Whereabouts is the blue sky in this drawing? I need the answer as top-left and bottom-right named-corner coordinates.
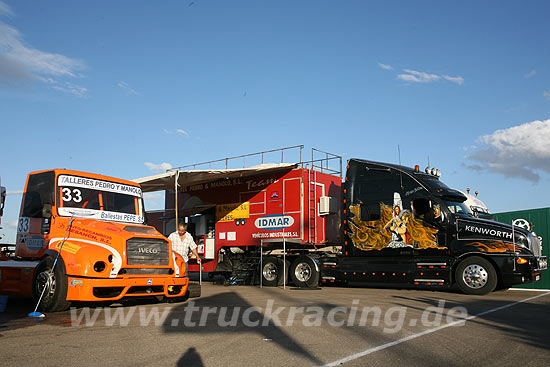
top-left (1, 0), bottom-right (550, 243)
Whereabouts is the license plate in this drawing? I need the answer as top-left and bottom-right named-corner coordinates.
top-left (535, 275), bottom-right (541, 281)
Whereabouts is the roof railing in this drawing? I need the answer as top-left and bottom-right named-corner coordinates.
top-left (169, 145), bottom-right (342, 178)
top-left (169, 145), bottom-right (304, 171)
top-left (299, 148), bottom-right (342, 178)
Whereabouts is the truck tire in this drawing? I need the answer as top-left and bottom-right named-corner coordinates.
top-left (32, 257), bottom-right (70, 312)
top-left (187, 283), bottom-right (201, 298)
top-left (455, 256), bottom-right (497, 295)
top-left (261, 256), bottom-right (285, 287)
top-left (290, 256), bottom-right (319, 288)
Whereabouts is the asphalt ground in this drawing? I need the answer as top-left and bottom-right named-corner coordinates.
top-left (0, 282), bottom-right (549, 367)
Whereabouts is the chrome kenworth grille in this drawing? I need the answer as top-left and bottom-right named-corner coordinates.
top-left (126, 238), bottom-right (169, 266)
top-left (530, 234), bottom-right (542, 257)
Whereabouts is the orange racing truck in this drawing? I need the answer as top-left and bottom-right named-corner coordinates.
top-left (0, 169), bottom-right (191, 312)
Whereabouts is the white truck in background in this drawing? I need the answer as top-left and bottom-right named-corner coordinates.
top-left (1, 177), bottom-right (14, 255)
top-left (459, 189), bottom-right (490, 216)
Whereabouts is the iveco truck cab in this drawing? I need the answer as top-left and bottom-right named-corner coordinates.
top-left (0, 169), bottom-right (191, 311)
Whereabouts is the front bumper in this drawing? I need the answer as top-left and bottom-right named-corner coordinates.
top-left (66, 275), bottom-right (189, 302)
top-left (501, 270), bottom-right (542, 287)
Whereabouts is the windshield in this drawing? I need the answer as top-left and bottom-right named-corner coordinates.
top-left (444, 200), bottom-right (473, 217)
top-left (56, 175), bottom-right (144, 224)
top-left (419, 175), bottom-right (452, 192)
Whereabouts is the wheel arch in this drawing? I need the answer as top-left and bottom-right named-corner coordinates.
top-left (452, 252), bottom-right (502, 287)
top-left (42, 250), bottom-right (67, 275)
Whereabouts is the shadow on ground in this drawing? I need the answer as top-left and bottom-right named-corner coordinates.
top-left (163, 291), bottom-right (324, 365)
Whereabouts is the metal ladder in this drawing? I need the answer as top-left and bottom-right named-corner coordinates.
top-left (308, 168), bottom-right (317, 244)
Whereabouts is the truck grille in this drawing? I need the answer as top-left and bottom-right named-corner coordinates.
top-left (530, 234), bottom-right (542, 257)
top-left (126, 238), bottom-right (169, 266)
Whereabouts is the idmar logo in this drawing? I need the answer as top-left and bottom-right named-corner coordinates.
top-left (255, 214), bottom-right (294, 230)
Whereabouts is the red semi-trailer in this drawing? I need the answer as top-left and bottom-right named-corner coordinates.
top-left (178, 167), bottom-right (340, 271)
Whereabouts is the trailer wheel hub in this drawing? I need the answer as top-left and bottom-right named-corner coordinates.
top-left (462, 264), bottom-right (488, 289)
top-left (294, 262), bottom-right (312, 282)
top-left (263, 262), bottom-right (278, 282)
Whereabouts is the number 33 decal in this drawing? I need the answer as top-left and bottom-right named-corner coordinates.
top-left (17, 217), bottom-right (30, 234)
top-left (62, 188), bottom-right (82, 203)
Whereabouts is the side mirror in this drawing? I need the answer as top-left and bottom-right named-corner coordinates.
top-left (42, 203), bottom-right (52, 218)
top-left (360, 204), bottom-right (381, 221)
top-left (0, 186), bottom-right (5, 217)
top-left (432, 203), bottom-right (444, 222)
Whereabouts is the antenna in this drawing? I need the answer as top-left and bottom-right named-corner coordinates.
top-left (398, 145), bottom-right (403, 189)
top-left (398, 145), bottom-right (401, 165)
top-left (427, 156), bottom-right (430, 167)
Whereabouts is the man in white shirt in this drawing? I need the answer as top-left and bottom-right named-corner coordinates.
top-left (168, 223), bottom-right (201, 273)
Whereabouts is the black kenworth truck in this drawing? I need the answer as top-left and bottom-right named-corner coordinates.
top-left (314, 158), bottom-right (547, 295)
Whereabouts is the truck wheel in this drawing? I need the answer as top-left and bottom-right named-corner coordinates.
top-left (261, 256), bottom-right (285, 287)
top-left (290, 256), bottom-right (319, 288)
top-left (32, 257), bottom-right (70, 312)
top-left (187, 283), bottom-right (201, 298)
top-left (455, 256), bottom-right (497, 295)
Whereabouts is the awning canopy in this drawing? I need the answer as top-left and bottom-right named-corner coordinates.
top-left (132, 163), bottom-right (298, 193)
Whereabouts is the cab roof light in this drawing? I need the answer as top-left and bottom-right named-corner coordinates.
top-left (425, 166), bottom-right (442, 177)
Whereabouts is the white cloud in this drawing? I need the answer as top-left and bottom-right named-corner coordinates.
top-left (395, 68), bottom-right (463, 86)
top-left (144, 162), bottom-right (172, 172)
top-left (118, 81), bottom-right (139, 96)
top-left (144, 192), bottom-right (163, 199)
top-left (164, 128), bottom-right (190, 137)
top-left (398, 69), bottom-right (441, 83)
top-left (543, 91), bottom-right (550, 101)
top-left (378, 62), bottom-right (393, 70)
top-left (0, 1), bottom-right (13, 16)
top-left (143, 192), bottom-right (164, 210)
top-left (466, 119), bottom-right (550, 182)
top-left (176, 129), bottom-right (189, 137)
top-left (524, 70), bottom-right (536, 79)
top-left (442, 75), bottom-right (464, 85)
top-left (0, 6), bottom-right (86, 96)
top-left (396, 73), bottom-right (423, 83)
top-left (43, 78), bottom-right (88, 97)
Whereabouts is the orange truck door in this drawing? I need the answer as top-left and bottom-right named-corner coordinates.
top-left (15, 171), bottom-right (55, 258)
